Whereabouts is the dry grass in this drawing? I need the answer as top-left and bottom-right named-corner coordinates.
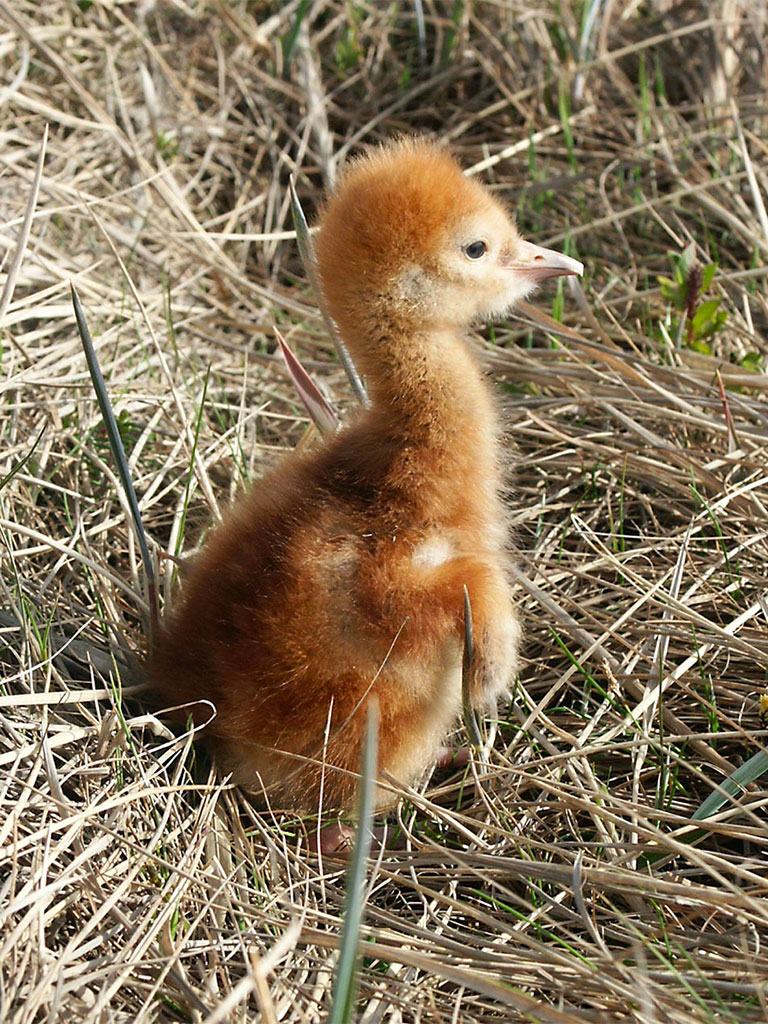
top-left (1, 1), bottom-right (768, 1021)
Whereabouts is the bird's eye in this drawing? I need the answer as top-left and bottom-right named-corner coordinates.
top-left (463, 240), bottom-right (487, 261)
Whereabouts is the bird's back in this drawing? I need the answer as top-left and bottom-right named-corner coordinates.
top-left (149, 415), bottom-right (476, 809)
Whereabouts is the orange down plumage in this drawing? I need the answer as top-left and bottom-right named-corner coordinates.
top-left (149, 139), bottom-right (583, 813)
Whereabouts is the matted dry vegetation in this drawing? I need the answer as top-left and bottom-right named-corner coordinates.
top-left (1, 1), bottom-right (768, 1021)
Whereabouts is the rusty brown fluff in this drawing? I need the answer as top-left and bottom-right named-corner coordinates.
top-left (150, 139), bottom-right (577, 814)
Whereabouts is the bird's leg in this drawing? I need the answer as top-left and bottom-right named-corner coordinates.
top-left (435, 746), bottom-right (471, 768)
top-left (307, 821), bottom-right (396, 857)
top-left (308, 820), bottom-right (356, 856)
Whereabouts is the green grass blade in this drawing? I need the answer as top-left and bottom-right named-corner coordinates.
top-left (0, 422), bottom-right (46, 492)
top-left (281, 0), bottom-right (310, 66)
top-left (692, 750), bottom-right (768, 821)
top-left (71, 283), bottom-right (157, 638)
top-left (461, 585), bottom-right (483, 749)
top-left (329, 699), bottom-right (379, 1023)
top-left (289, 173), bottom-right (314, 271)
top-left (412, 0), bottom-right (427, 65)
top-left (173, 364), bottom-right (212, 561)
top-left (288, 176), bottom-right (369, 408)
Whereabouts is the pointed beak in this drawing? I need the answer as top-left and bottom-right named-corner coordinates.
top-left (505, 239), bottom-right (584, 282)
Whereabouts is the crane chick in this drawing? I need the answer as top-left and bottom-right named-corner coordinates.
top-left (150, 139), bottom-right (583, 815)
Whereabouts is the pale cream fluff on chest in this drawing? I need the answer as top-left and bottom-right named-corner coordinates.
top-left (411, 534), bottom-right (455, 569)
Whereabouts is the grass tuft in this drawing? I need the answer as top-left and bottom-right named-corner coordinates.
top-left (1, 3), bottom-right (767, 1022)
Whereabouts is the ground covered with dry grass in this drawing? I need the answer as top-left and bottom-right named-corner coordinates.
top-left (1, 1), bottom-right (768, 1021)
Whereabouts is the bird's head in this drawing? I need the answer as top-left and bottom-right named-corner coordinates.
top-left (314, 139), bottom-right (582, 344)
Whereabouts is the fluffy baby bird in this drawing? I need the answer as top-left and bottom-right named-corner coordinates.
top-left (150, 139), bottom-right (582, 815)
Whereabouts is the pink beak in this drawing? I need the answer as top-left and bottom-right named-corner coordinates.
top-left (506, 239), bottom-right (584, 282)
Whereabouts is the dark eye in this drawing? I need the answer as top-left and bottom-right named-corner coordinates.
top-left (463, 240), bottom-right (487, 260)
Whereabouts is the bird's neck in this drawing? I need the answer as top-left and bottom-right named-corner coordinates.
top-left (370, 327), bottom-right (493, 430)
top-left (349, 323), bottom-right (504, 518)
